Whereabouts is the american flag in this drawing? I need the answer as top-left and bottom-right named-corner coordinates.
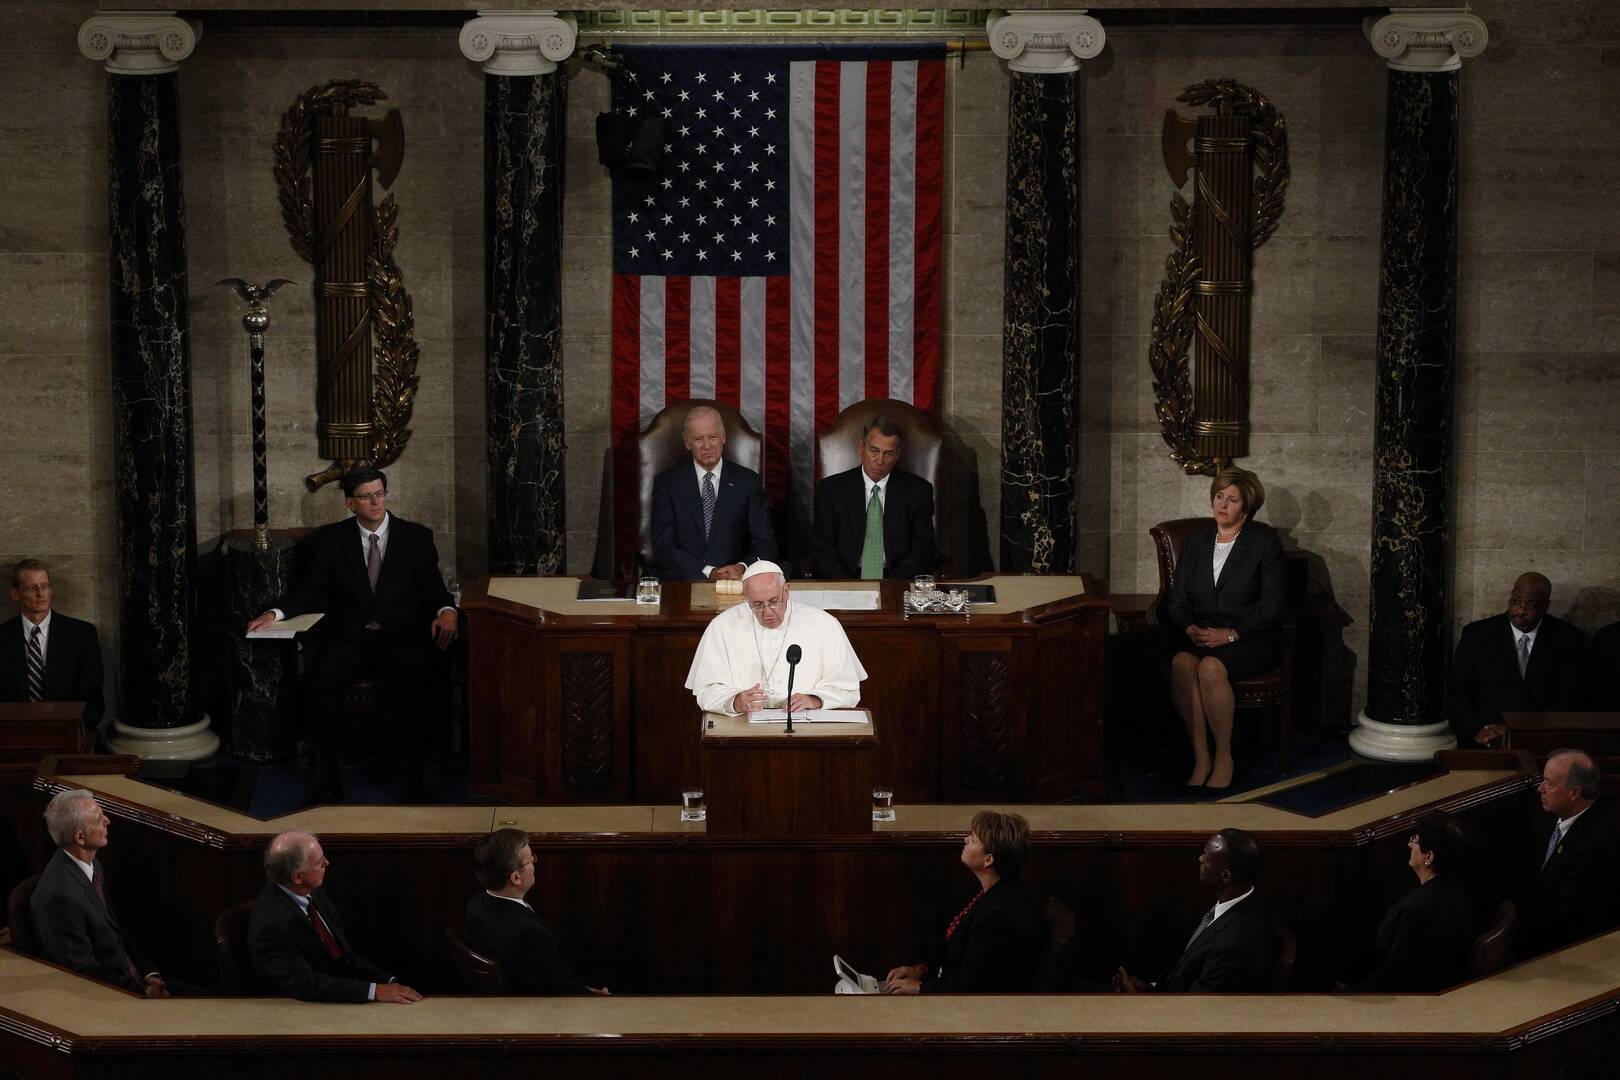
top-left (609, 43), bottom-right (945, 572)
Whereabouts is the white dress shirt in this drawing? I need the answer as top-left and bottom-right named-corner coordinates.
top-left (1512, 621), bottom-right (1539, 665)
top-left (862, 470), bottom-right (890, 509)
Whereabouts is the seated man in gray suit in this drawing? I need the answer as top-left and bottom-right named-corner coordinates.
top-left (31, 789), bottom-right (170, 996)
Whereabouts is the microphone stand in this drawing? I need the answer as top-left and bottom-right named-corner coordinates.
top-left (783, 644), bottom-right (801, 734)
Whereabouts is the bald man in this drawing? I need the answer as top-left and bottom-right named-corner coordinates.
top-left (1448, 572), bottom-right (1586, 747)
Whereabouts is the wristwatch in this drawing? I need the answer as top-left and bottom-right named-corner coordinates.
top-left (1226, 631), bottom-right (1236, 644)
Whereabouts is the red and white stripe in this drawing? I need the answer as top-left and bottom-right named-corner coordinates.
top-left (612, 56), bottom-right (943, 572)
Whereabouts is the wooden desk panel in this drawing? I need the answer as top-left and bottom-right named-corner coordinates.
top-left (27, 756), bottom-right (1540, 1000)
top-left (466, 576), bottom-right (1110, 805)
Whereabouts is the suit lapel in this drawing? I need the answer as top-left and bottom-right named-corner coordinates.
top-left (1212, 528), bottom-right (1254, 594)
top-left (344, 521), bottom-right (371, 593)
top-left (710, 467), bottom-right (738, 540)
top-left (310, 889), bottom-right (353, 953)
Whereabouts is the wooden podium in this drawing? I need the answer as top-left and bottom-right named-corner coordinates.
top-left (700, 709), bottom-right (876, 835)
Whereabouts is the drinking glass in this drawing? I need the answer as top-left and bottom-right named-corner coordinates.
top-left (871, 786), bottom-right (895, 823)
top-left (680, 788), bottom-right (706, 822)
top-left (636, 576), bottom-right (661, 605)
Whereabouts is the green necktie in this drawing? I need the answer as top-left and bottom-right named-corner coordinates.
top-left (859, 485), bottom-right (885, 579)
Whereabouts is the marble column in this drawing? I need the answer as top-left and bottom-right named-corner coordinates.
top-left (80, 14), bottom-right (217, 760)
top-left (1350, 9), bottom-right (1487, 762)
top-left (988, 11), bottom-right (1103, 574)
top-left (462, 12), bottom-right (576, 575)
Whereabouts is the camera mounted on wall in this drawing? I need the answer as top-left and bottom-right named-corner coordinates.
top-left (584, 45), bottom-right (665, 187)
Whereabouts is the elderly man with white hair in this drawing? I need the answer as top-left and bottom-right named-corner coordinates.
top-left (685, 561), bottom-right (868, 715)
top-left (30, 789), bottom-right (171, 995)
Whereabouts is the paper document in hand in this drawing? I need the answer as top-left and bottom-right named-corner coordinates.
top-left (793, 589), bottom-right (881, 611)
top-left (246, 613), bottom-right (324, 639)
top-left (833, 955), bottom-right (881, 995)
top-left (747, 709), bottom-right (868, 724)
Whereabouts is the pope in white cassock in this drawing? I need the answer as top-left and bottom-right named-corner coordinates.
top-left (685, 561), bottom-right (868, 715)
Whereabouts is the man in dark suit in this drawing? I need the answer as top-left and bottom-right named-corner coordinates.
top-left (1520, 749), bottom-right (1620, 957)
top-left (649, 405), bottom-right (778, 581)
top-left (1588, 620), bottom-right (1620, 710)
top-left (463, 828), bottom-right (607, 995)
top-left (1115, 828), bottom-right (1277, 993)
top-left (248, 830), bottom-right (421, 1003)
top-left (30, 789), bottom-right (169, 995)
top-left (810, 415), bottom-right (937, 580)
top-left (1448, 572), bottom-right (1586, 747)
top-left (247, 468), bottom-right (457, 802)
top-left (1, 559), bottom-right (105, 732)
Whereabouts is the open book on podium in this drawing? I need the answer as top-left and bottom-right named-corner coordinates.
top-left (246, 613), bottom-right (323, 639)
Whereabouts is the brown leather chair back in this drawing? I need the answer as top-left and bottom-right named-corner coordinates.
top-left (446, 926), bottom-right (510, 994)
top-left (214, 899), bottom-right (255, 994)
top-left (634, 400), bottom-right (763, 575)
top-left (1032, 895), bottom-right (1077, 991)
top-left (1268, 923), bottom-right (1297, 991)
top-left (1470, 899), bottom-right (1516, 979)
top-left (1149, 517), bottom-right (1212, 599)
top-left (816, 398), bottom-right (942, 490)
top-left (4, 874), bottom-right (42, 957)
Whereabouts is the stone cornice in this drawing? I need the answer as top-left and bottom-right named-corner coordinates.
top-left (987, 9), bottom-right (1105, 76)
top-left (460, 10), bottom-right (577, 76)
top-left (78, 12), bottom-right (201, 75)
top-left (1364, 7), bottom-right (1488, 73)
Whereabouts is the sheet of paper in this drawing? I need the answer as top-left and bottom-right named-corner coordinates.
top-left (746, 708), bottom-right (868, 724)
top-left (246, 612), bottom-right (324, 639)
top-left (793, 589), bottom-right (880, 611)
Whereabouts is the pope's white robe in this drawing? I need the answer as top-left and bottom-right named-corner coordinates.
top-left (685, 599), bottom-right (868, 715)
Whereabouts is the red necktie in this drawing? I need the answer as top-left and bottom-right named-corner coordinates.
top-left (307, 901), bottom-right (345, 961)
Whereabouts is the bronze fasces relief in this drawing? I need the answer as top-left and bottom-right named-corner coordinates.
top-left (272, 80), bottom-right (420, 491)
top-left (1149, 80), bottom-right (1289, 476)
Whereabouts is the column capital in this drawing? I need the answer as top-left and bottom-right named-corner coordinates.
top-left (1364, 7), bottom-right (1488, 73)
top-left (987, 9), bottom-right (1105, 75)
top-left (460, 10), bottom-right (577, 76)
top-left (78, 12), bottom-right (200, 75)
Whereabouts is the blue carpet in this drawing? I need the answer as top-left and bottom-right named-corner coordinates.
top-left (1109, 735), bottom-right (1356, 805)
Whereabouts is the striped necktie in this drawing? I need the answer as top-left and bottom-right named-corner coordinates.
top-left (1184, 906), bottom-right (1217, 952)
top-left (26, 624), bottom-right (44, 702)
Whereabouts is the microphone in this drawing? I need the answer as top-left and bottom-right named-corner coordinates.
top-left (784, 644), bottom-right (802, 734)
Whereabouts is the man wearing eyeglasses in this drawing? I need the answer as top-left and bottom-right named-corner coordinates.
top-left (1, 559), bottom-right (105, 732)
top-left (246, 468), bottom-right (456, 803)
top-left (685, 560), bottom-right (867, 715)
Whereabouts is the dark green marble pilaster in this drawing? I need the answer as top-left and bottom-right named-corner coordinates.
top-left (1366, 70), bottom-right (1460, 727)
top-left (1000, 71), bottom-right (1080, 575)
top-left (107, 72), bottom-right (199, 730)
top-left (485, 73), bottom-right (567, 575)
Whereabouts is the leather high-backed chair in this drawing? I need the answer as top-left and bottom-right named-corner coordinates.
top-left (4, 875), bottom-right (42, 957)
top-left (631, 399), bottom-right (763, 577)
top-left (213, 899), bottom-right (255, 994)
top-left (1149, 517), bottom-right (1297, 770)
top-left (1470, 899), bottom-right (1516, 979)
top-left (815, 398), bottom-right (945, 569)
top-left (446, 926), bottom-right (510, 994)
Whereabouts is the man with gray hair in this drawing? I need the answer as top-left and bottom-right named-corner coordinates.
top-left (247, 830), bottom-right (421, 1003)
top-left (685, 560), bottom-right (866, 715)
top-left (30, 789), bottom-right (169, 995)
top-left (1522, 749), bottom-right (1620, 957)
top-left (649, 404), bottom-right (778, 580)
top-left (810, 414), bottom-right (937, 580)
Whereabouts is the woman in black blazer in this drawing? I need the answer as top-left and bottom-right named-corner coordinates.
top-left (1343, 813), bottom-right (1475, 992)
top-left (1165, 468), bottom-right (1285, 791)
top-left (883, 810), bottom-right (1043, 994)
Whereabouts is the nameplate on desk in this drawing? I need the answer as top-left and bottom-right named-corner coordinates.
top-left (746, 709), bottom-right (868, 724)
top-left (246, 613), bottom-right (323, 639)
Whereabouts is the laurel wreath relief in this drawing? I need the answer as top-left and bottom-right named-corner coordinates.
top-left (1148, 79), bottom-right (1289, 476)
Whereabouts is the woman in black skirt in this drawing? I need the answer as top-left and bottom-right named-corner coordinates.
top-left (1165, 467), bottom-right (1285, 792)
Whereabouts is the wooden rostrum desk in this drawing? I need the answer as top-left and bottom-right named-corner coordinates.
top-left (462, 575), bottom-right (1109, 805)
top-left (5, 754), bottom-right (1616, 1078)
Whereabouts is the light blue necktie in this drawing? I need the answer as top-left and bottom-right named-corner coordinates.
top-left (1517, 633), bottom-right (1531, 678)
top-left (1542, 825), bottom-right (1561, 869)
